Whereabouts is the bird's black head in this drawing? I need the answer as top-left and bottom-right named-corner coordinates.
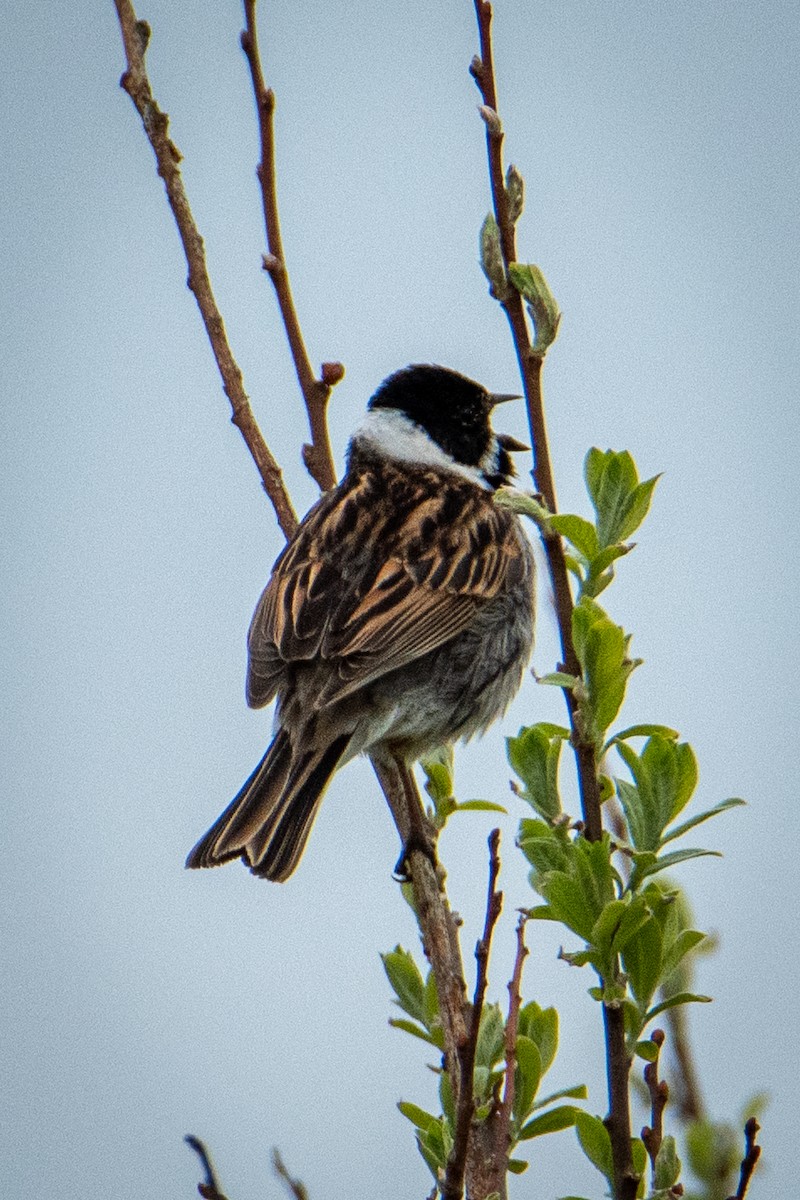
top-left (368, 364), bottom-right (523, 487)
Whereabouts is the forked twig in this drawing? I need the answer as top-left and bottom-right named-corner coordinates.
top-left (113, 0), bottom-right (298, 539)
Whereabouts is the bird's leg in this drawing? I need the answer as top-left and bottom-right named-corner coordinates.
top-left (392, 758), bottom-right (438, 880)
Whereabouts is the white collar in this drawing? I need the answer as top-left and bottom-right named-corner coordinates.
top-left (353, 408), bottom-right (492, 488)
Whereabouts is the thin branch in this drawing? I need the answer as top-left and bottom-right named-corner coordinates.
top-left (602, 1001), bottom-right (638, 1200)
top-left (470, 0), bottom-right (601, 842)
top-left (496, 912), bottom-right (529, 1152)
top-left (185, 1135), bottom-right (230, 1200)
top-left (640, 1029), bottom-right (668, 1175)
top-left (470, 5), bottom-right (635, 1196)
top-left (442, 830), bottom-right (504, 1200)
top-left (113, 0), bottom-right (298, 539)
top-left (726, 1118), bottom-right (762, 1200)
top-left (241, 0), bottom-right (341, 493)
top-left (272, 1148), bottom-right (310, 1200)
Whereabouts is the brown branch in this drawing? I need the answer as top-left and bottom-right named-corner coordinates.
top-left (185, 1136), bottom-right (230, 1200)
top-left (602, 999), bottom-right (638, 1200)
top-left (113, 0), bottom-right (298, 540)
top-left (470, 0), bottom-right (601, 842)
top-left (496, 912), bottom-right (529, 1153)
top-left (372, 758), bottom-right (470, 1102)
top-left (442, 830), bottom-right (504, 1200)
top-left (272, 1148), bottom-right (310, 1200)
top-left (641, 1029), bottom-right (668, 1174)
top-left (726, 1118), bottom-right (762, 1200)
top-left (241, 0), bottom-right (341, 494)
top-left (471, 7), bottom-right (638, 1197)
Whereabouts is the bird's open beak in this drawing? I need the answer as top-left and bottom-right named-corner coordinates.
top-left (497, 432), bottom-right (531, 453)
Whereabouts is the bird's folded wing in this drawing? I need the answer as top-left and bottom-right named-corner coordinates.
top-left (246, 469), bottom-right (529, 707)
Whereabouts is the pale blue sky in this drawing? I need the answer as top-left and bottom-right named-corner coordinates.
top-left (3, 2), bottom-right (798, 1198)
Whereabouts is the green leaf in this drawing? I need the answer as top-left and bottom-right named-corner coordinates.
top-left (646, 992), bottom-right (712, 1022)
top-left (662, 797), bottom-right (746, 844)
top-left (507, 725), bottom-right (563, 820)
top-left (507, 1158), bottom-right (529, 1174)
top-left (583, 449), bottom-right (659, 548)
top-left (388, 1017), bottom-right (441, 1047)
top-left (606, 724), bottom-right (680, 749)
top-left (616, 737), bottom-right (699, 851)
top-left (439, 1069), bottom-right (455, 1128)
top-left (416, 1118), bottom-right (448, 1178)
top-left (480, 212), bottom-right (507, 299)
top-left (634, 1040), bottom-right (660, 1062)
top-left (572, 597), bottom-right (635, 736)
top-left (575, 1112), bottom-right (614, 1183)
top-left (631, 1138), bottom-right (648, 1195)
top-left (421, 747), bottom-right (454, 807)
top-left (685, 1118), bottom-right (740, 1183)
top-left (589, 542), bottom-right (633, 575)
top-left (549, 513), bottom-right (599, 560)
top-left (381, 946), bottom-right (425, 1022)
top-left (508, 262), bottom-right (561, 352)
top-left (631, 847), bottom-right (721, 888)
top-left (661, 928), bottom-right (706, 981)
top-left (622, 916), bottom-right (664, 1009)
top-left (537, 671), bottom-right (579, 688)
top-left (519, 1105), bottom-right (581, 1140)
top-left (518, 819), bottom-right (572, 875)
top-left (505, 163), bottom-right (524, 223)
top-left (494, 487), bottom-right (552, 526)
top-left (513, 1035), bottom-right (543, 1122)
top-left (534, 1083), bottom-right (588, 1109)
top-left (455, 799), bottom-right (508, 814)
top-left (518, 1002), bottom-right (559, 1074)
top-left (616, 475), bottom-right (660, 542)
top-left (398, 1101), bottom-right (438, 1132)
top-left (475, 1003), bottom-right (506, 1070)
top-left (571, 834), bottom-right (617, 926)
top-left (543, 874), bottom-right (597, 940)
top-left (654, 1134), bottom-right (681, 1189)
top-left (422, 967), bottom-right (439, 1030)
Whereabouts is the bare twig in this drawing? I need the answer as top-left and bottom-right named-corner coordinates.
top-left (272, 1148), bottom-right (310, 1200)
top-left (442, 830), bottom-right (503, 1200)
top-left (641, 1029), bottom-right (668, 1173)
top-left (113, 0), bottom-right (298, 539)
top-left (726, 1118), bottom-right (761, 1200)
top-left (241, 0), bottom-right (341, 493)
top-left (185, 1135), bottom-right (230, 1200)
top-left (497, 912), bottom-right (529, 1149)
top-left (470, 5), bottom-right (635, 1197)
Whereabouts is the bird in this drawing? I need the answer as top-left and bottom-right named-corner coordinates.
top-left (186, 363), bottom-right (536, 881)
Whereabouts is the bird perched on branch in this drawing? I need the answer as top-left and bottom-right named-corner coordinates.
top-left (186, 364), bottom-right (535, 881)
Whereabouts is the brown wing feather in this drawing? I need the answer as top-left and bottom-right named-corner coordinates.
top-left (246, 461), bottom-right (530, 709)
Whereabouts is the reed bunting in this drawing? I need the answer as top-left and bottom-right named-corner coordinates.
top-left (186, 364), bottom-right (535, 881)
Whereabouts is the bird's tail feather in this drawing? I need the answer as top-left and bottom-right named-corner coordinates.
top-left (185, 729), bottom-right (351, 881)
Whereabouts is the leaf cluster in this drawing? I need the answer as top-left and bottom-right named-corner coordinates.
top-left (382, 949), bottom-right (587, 1181)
